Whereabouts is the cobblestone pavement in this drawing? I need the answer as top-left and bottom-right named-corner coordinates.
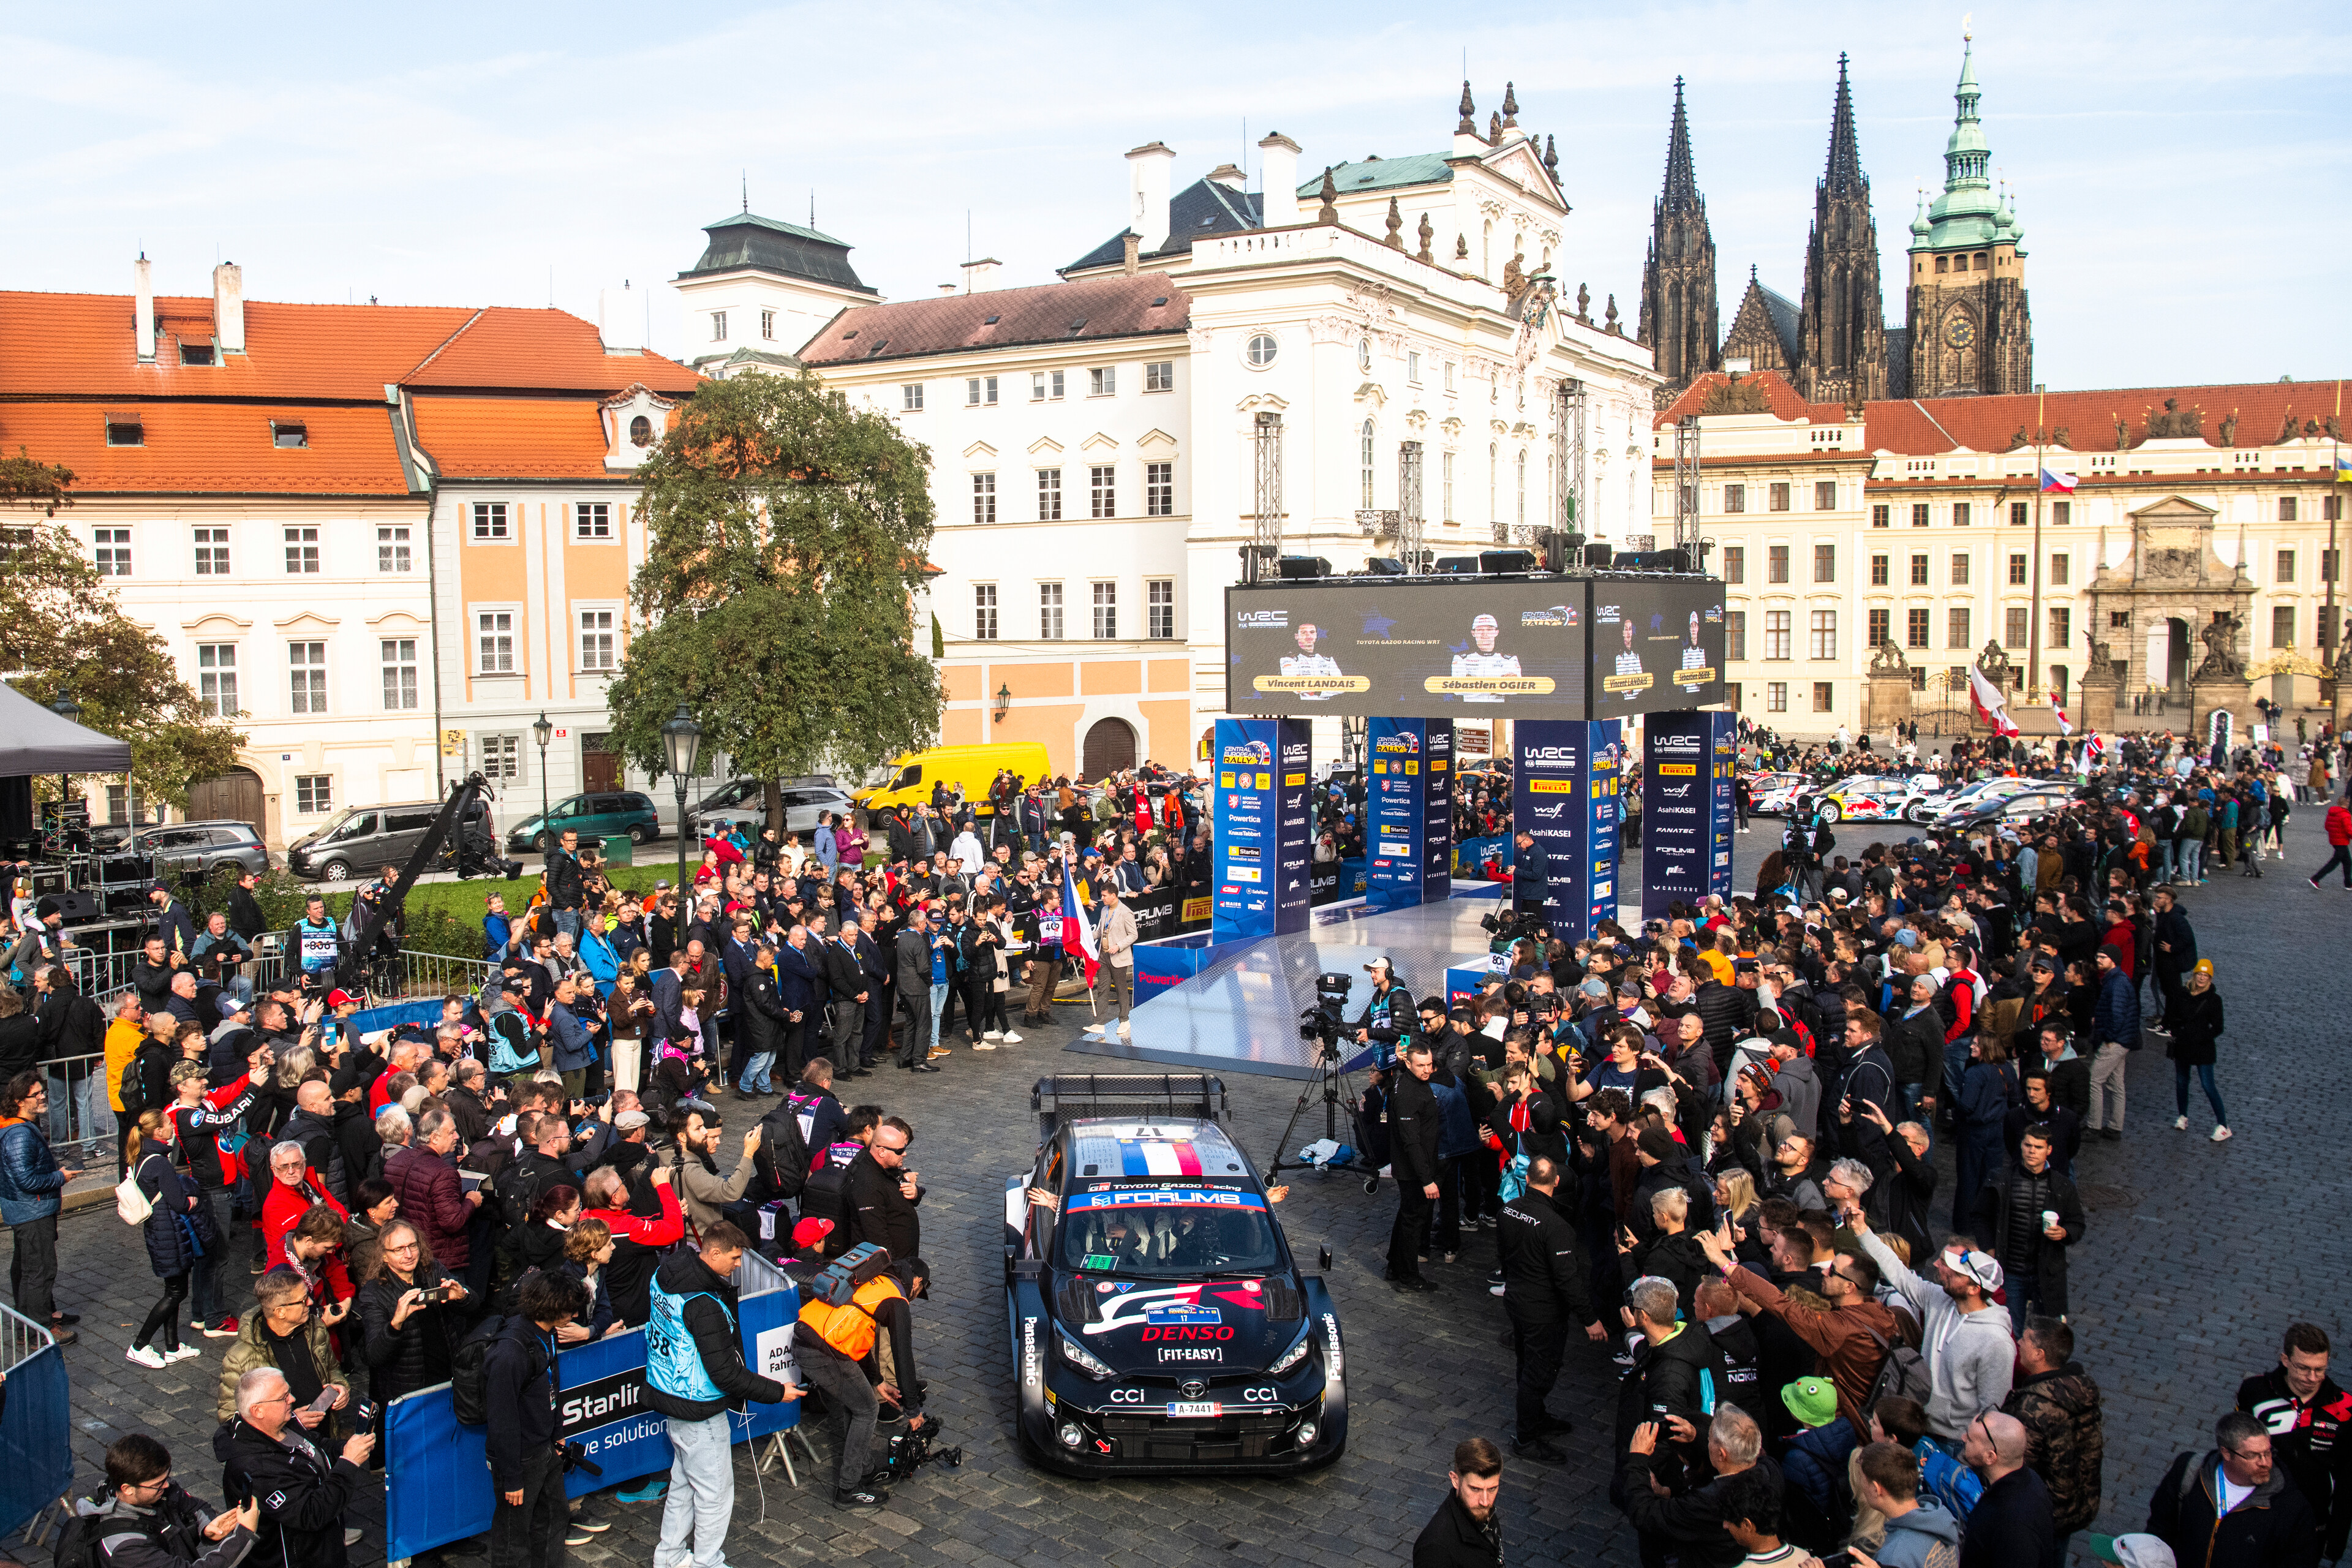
top-left (12, 810), bottom-right (2349, 1567)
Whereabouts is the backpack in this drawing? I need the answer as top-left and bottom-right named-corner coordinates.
top-left (487, 1011), bottom-right (534, 1076)
top-left (118, 1056), bottom-right (149, 1118)
top-left (50, 1497), bottom-right (113, 1568)
top-left (1862, 1321), bottom-right (1934, 1409)
top-left (450, 1314), bottom-right (528, 1427)
top-left (800, 1145), bottom-right (858, 1226)
top-left (755, 1097), bottom-right (814, 1202)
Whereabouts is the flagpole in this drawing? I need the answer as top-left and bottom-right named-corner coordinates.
top-left (2329, 380), bottom-right (2342, 690)
top-left (2026, 383), bottom-right (2047, 709)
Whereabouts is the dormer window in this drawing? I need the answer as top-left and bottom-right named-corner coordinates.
top-left (179, 342), bottom-right (215, 366)
top-left (105, 416), bottom-right (143, 447)
top-left (272, 421), bottom-right (308, 449)
top-left (628, 415), bottom-right (654, 446)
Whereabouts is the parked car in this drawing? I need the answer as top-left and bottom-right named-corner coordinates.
top-left (1816, 777), bottom-right (1935, 824)
top-left (1915, 775), bottom-right (2037, 821)
top-left (130, 821), bottom-right (271, 881)
top-left (1936, 783), bottom-right (2090, 832)
top-left (505, 791), bottom-right (663, 856)
top-left (287, 799), bottom-right (492, 882)
top-left (1743, 771), bottom-right (1807, 815)
top-left (684, 775), bottom-right (840, 835)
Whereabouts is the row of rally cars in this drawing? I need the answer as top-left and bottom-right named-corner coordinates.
top-left (1744, 770), bottom-right (2091, 829)
top-left (1003, 1076), bottom-right (1347, 1476)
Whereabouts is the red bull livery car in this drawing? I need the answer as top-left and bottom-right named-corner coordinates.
top-left (1003, 1076), bottom-right (1346, 1476)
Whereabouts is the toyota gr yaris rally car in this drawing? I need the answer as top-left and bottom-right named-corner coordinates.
top-left (1003, 1077), bottom-right (1346, 1476)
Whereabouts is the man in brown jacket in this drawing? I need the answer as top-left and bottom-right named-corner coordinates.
top-left (1092, 886), bottom-right (1139, 1038)
top-left (1696, 1223), bottom-right (1902, 1434)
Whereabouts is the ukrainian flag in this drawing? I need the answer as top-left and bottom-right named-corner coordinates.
top-left (2337, 455), bottom-right (2351, 481)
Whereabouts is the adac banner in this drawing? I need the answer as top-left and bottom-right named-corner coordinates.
top-left (1365, 718), bottom-right (1454, 911)
top-left (1510, 720), bottom-right (1621, 941)
top-left (1640, 709), bottom-right (1736, 917)
top-left (1210, 718), bottom-right (1313, 944)
top-left (385, 1259), bottom-right (801, 1562)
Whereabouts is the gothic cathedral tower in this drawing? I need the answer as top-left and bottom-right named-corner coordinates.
top-left (1794, 56), bottom-right (1888, 404)
top-left (1637, 78), bottom-right (1718, 401)
top-left (1904, 32), bottom-right (2033, 397)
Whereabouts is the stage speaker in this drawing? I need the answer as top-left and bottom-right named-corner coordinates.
top-left (1433, 555), bottom-right (1480, 575)
top-left (1276, 554), bottom-right (1332, 579)
top-left (1479, 549), bottom-right (1538, 575)
top-left (1583, 542), bottom-right (1614, 567)
top-left (51, 889), bottom-right (100, 925)
top-left (1363, 556), bottom-right (1405, 576)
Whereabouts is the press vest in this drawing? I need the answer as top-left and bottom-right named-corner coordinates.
top-left (293, 918), bottom-right (340, 973)
top-left (646, 1278), bottom-right (733, 1404)
top-left (797, 1273), bottom-right (903, 1361)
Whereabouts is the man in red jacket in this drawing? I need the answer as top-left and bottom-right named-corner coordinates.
top-left (2308, 797), bottom-right (2352, 889)
top-left (580, 1163), bottom-right (684, 1329)
top-left (260, 1139), bottom-right (349, 1270)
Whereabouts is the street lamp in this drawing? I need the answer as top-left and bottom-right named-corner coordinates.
top-left (661, 703), bottom-right (703, 895)
top-left (48, 692), bottom-right (81, 820)
top-left (531, 712), bottom-right (554, 851)
top-left (993, 682), bottom-right (1012, 723)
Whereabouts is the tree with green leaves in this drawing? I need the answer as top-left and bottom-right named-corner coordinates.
top-left (1, 454), bottom-right (247, 812)
top-left (606, 371), bottom-right (940, 819)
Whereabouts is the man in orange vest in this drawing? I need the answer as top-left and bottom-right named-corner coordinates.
top-left (788, 1222), bottom-right (931, 1513)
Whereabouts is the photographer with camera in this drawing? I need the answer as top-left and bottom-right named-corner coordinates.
top-left (1350, 957), bottom-right (1415, 1069)
top-left (356, 1219), bottom-right (469, 1409)
top-left (484, 1270), bottom-right (590, 1568)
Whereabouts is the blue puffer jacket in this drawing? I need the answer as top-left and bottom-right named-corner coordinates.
top-left (0, 1117), bottom-right (66, 1225)
top-left (2092, 968), bottom-right (2141, 1049)
top-left (1782, 1415), bottom-right (1860, 1523)
top-left (133, 1151), bottom-right (217, 1277)
top-left (1430, 1072), bottom-right (1479, 1161)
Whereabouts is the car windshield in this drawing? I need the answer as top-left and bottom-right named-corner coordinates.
top-left (1054, 1186), bottom-right (1283, 1278)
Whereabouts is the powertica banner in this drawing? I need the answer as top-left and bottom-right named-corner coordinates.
top-left (1365, 718), bottom-right (1454, 911)
top-left (1511, 720), bottom-right (1622, 941)
top-left (1640, 710), bottom-right (1737, 918)
top-left (1211, 718), bottom-right (1313, 944)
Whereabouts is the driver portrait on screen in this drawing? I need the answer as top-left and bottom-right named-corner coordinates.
top-left (1676, 611), bottom-right (1711, 688)
top-left (1613, 617), bottom-right (1646, 701)
top-left (1450, 614), bottom-right (1521, 703)
top-left (1279, 622), bottom-right (1344, 699)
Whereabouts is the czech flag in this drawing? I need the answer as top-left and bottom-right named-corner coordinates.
top-left (2040, 468), bottom-right (2078, 494)
top-left (1060, 858), bottom-right (1100, 989)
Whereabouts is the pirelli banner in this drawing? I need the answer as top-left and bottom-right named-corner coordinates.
top-left (1225, 576), bottom-right (1724, 720)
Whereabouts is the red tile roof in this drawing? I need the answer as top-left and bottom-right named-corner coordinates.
top-left (0, 402), bottom-right (410, 495)
top-left (412, 396), bottom-right (639, 480)
top-left (402, 307), bottom-right (700, 395)
top-left (1656, 369), bottom-right (2348, 458)
top-left (798, 272), bottom-right (1190, 367)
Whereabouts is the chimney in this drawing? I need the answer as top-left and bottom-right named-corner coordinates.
top-left (1125, 141), bottom-right (1176, 257)
top-left (598, 283), bottom-right (642, 355)
top-left (134, 255), bottom-right (154, 363)
top-left (1122, 234), bottom-right (1140, 276)
top-left (1257, 132), bottom-right (1301, 227)
top-left (1205, 163), bottom-right (1245, 191)
top-left (937, 284), bottom-right (960, 296)
top-left (211, 262), bottom-right (245, 355)
top-left (960, 257), bottom-right (1002, 292)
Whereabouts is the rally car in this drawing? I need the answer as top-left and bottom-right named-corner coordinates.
top-left (1004, 1076), bottom-right (1346, 1477)
top-left (1743, 771), bottom-right (1807, 816)
top-left (1816, 775), bottom-right (1937, 824)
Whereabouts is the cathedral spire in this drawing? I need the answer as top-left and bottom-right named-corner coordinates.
top-left (1823, 52), bottom-right (1864, 194)
top-left (1662, 77), bottom-right (1699, 213)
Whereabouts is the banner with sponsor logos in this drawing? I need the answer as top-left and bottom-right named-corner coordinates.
top-left (1639, 709), bottom-right (1736, 918)
top-left (1510, 720), bottom-right (1621, 941)
top-left (1210, 718), bottom-right (1313, 945)
top-left (1224, 582), bottom-right (1589, 718)
top-left (1365, 718), bottom-right (1453, 911)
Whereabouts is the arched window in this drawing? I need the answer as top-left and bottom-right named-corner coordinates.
top-left (1360, 419), bottom-right (1376, 510)
top-left (1515, 450), bottom-right (1528, 526)
top-left (1357, 336), bottom-right (1371, 373)
top-left (628, 414), bottom-right (653, 447)
top-left (1935, 255), bottom-right (1950, 275)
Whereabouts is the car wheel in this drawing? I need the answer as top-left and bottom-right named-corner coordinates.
top-left (1905, 802), bottom-right (1931, 823)
top-left (533, 832), bottom-right (552, 854)
top-left (1819, 802), bottom-right (1842, 823)
top-left (628, 825), bottom-right (649, 845)
top-left (321, 859), bottom-right (352, 882)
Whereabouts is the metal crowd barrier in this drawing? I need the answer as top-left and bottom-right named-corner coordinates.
top-left (0, 1302), bottom-right (72, 1542)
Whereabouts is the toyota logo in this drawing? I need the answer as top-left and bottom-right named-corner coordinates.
top-left (1181, 1379), bottom-right (1207, 1400)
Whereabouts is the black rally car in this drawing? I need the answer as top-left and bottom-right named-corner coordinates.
top-left (1003, 1075), bottom-right (1348, 1476)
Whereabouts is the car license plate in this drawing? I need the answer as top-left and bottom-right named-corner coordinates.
top-left (1166, 1400), bottom-right (1220, 1419)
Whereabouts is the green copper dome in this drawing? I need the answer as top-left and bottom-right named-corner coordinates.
top-left (1911, 34), bottom-right (2023, 257)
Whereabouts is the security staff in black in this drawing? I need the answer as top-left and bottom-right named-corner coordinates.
top-left (1349, 956), bottom-right (1415, 1070)
top-left (1384, 1041), bottom-right (1442, 1292)
top-left (484, 1271), bottom-right (587, 1568)
top-left (1496, 1155), bottom-right (1606, 1462)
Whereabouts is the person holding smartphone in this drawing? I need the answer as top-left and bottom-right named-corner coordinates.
top-left (355, 1219), bottom-right (469, 1411)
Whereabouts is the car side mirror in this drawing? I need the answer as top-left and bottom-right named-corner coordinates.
top-left (1317, 1245), bottom-right (1333, 1272)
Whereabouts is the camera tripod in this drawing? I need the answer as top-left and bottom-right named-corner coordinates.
top-left (1264, 1035), bottom-right (1380, 1195)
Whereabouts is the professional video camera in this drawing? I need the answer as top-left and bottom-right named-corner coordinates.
top-left (1296, 971), bottom-right (1354, 1055)
top-left (1479, 905), bottom-right (1546, 948)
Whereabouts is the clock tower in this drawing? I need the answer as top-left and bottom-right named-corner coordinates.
top-left (1904, 31), bottom-right (2032, 398)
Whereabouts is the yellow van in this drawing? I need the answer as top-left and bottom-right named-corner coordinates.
top-left (853, 742), bottom-right (1054, 816)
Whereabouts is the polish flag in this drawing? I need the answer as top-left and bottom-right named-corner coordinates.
top-left (2040, 468), bottom-right (2078, 494)
top-left (1061, 858), bottom-right (1099, 989)
top-left (1969, 666), bottom-right (2021, 737)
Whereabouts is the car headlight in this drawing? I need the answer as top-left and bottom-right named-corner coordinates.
top-left (1058, 1333), bottom-right (1114, 1379)
top-left (1266, 1330), bottom-right (1313, 1376)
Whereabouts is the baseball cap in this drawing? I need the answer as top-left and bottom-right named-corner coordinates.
top-left (1940, 1245), bottom-right (2004, 1294)
top-left (1472, 613), bottom-right (1498, 630)
top-left (1363, 957), bottom-right (1392, 974)
top-left (1826, 888), bottom-right (1851, 903)
top-left (326, 988), bottom-right (360, 1009)
top-left (1781, 1376), bottom-right (1839, 1428)
top-left (792, 1217), bottom-right (835, 1250)
top-left (1579, 978), bottom-right (1609, 1000)
top-left (2113, 1537), bottom-right (2178, 1568)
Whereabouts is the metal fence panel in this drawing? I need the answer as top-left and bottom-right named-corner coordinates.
top-left (0, 1305), bottom-right (70, 1540)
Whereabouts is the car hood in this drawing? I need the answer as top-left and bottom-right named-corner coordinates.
top-left (286, 830), bottom-right (325, 854)
top-left (1055, 1275), bottom-right (1305, 1377)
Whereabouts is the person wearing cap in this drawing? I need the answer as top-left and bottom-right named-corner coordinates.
top-left (1348, 958), bottom-right (1415, 1068)
top-left (1777, 1374), bottom-right (1855, 1545)
top-left (2163, 958), bottom-right (2228, 1142)
top-left (1849, 1207), bottom-right (2015, 1445)
top-left (1450, 613), bottom-right (1521, 704)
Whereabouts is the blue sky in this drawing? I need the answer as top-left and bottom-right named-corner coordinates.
top-left (6, 0), bottom-right (2345, 392)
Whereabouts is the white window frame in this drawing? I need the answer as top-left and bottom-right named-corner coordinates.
top-left (380, 637), bottom-right (420, 710)
top-left (475, 605), bottom-right (520, 676)
top-left (711, 311), bottom-right (728, 342)
top-left (194, 526), bottom-right (230, 576)
top-left (284, 526), bottom-right (320, 575)
top-left (377, 525), bottom-right (411, 573)
top-left (1031, 369), bottom-right (1065, 401)
top-left (1039, 582), bottom-right (1065, 640)
top-left (1091, 579), bottom-right (1118, 639)
top-left (577, 605), bottom-right (619, 672)
top-left (93, 527), bottom-right (132, 576)
top-left (196, 643), bottom-right (238, 717)
top-left (288, 640), bottom-right (329, 715)
top-left (1038, 467), bottom-right (1062, 521)
top-left (973, 472), bottom-right (997, 526)
top-left (760, 309), bottom-right (775, 341)
top-left (1144, 361), bottom-right (1174, 393)
top-left (292, 775), bottom-right (334, 815)
top-left (974, 583), bottom-right (998, 641)
top-left (966, 375), bottom-right (998, 407)
top-left (1090, 465), bottom-right (1115, 519)
top-left (1088, 366), bottom-right (1116, 398)
top-left (902, 383), bottom-right (925, 412)
top-left (477, 733), bottom-right (522, 784)
top-left (1145, 461), bottom-right (1173, 518)
top-left (574, 502), bottom-right (613, 541)
top-left (1408, 350), bottom-right (1422, 384)
top-left (470, 502), bottom-right (511, 542)
top-left (1147, 578), bottom-right (1174, 639)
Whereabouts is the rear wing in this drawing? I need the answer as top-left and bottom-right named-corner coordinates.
top-left (1031, 1074), bottom-right (1226, 1144)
